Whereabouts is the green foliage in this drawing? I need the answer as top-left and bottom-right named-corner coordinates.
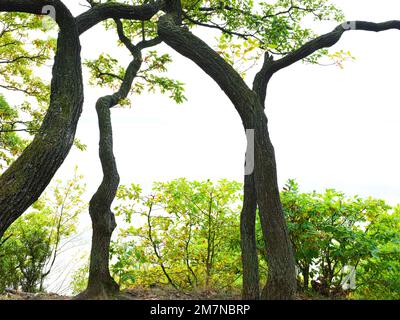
top-left (85, 50), bottom-right (186, 105)
top-left (70, 262), bottom-right (89, 295)
top-left (0, 13), bottom-right (86, 172)
top-left (354, 206), bottom-right (400, 299)
top-left (84, 15), bottom-right (186, 106)
top-left (0, 13), bottom-right (52, 170)
top-left (0, 12), bottom-right (53, 105)
top-left (0, 168), bottom-right (87, 293)
top-left (0, 94), bottom-right (27, 168)
top-left (65, 176), bottom-right (400, 299)
top-left (111, 179), bottom-right (243, 290)
top-left (181, 0), bottom-right (349, 71)
top-left (281, 179), bottom-right (399, 299)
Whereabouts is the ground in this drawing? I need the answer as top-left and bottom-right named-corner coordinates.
top-left (0, 286), bottom-right (242, 300)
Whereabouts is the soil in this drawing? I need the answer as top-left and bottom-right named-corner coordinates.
top-left (0, 286), bottom-right (241, 300)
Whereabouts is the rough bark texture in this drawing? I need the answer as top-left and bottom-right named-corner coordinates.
top-left (240, 174), bottom-right (259, 299)
top-left (82, 96), bottom-right (120, 299)
top-left (79, 19), bottom-right (159, 299)
top-left (75, 0), bottom-right (166, 35)
top-left (253, 107), bottom-right (296, 299)
top-left (3, 0), bottom-right (399, 300)
top-left (157, 13), bottom-right (296, 299)
top-left (0, 1), bottom-right (83, 239)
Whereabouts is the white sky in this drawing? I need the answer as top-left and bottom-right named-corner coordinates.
top-left (3, 0), bottom-right (400, 292)
top-left (55, 0), bottom-right (400, 205)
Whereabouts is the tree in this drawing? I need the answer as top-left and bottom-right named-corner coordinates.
top-left (79, 10), bottom-right (184, 297)
top-left (155, 0), bottom-right (400, 299)
top-left (281, 179), bottom-right (390, 297)
top-left (355, 205), bottom-right (400, 299)
top-left (0, 12), bottom-right (54, 170)
top-left (0, 1), bottom-right (84, 239)
top-left (1, 0), bottom-right (400, 300)
top-left (111, 179), bottom-right (243, 291)
top-left (0, 167), bottom-right (86, 293)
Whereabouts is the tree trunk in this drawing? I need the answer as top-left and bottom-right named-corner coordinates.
top-left (78, 23), bottom-right (146, 298)
top-left (157, 14), bottom-right (296, 299)
top-left (86, 207), bottom-right (119, 299)
top-left (253, 109), bottom-right (296, 300)
top-left (78, 97), bottom-right (120, 299)
top-left (0, 3), bottom-right (83, 239)
top-left (240, 174), bottom-right (260, 299)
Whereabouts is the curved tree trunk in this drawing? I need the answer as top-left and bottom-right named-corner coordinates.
top-left (0, 2), bottom-right (83, 239)
top-left (78, 19), bottom-right (158, 299)
top-left (80, 68), bottom-right (141, 299)
top-left (82, 96), bottom-right (120, 299)
top-left (157, 13), bottom-right (296, 299)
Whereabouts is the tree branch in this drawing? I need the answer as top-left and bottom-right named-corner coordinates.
top-left (157, 13), bottom-right (255, 123)
top-left (0, 0), bottom-right (73, 27)
top-left (253, 52), bottom-right (274, 106)
top-left (271, 20), bottom-right (400, 73)
top-left (251, 20), bottom-right (400, 106)
top-left (76, 0), bottom-right (166, 35)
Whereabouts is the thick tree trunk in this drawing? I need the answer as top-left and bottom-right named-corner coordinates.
top-left (157, 13), bottom-right (296, 299)
top-left (0, 3), bottom-right (83, 239)
top-left (85, 219), bottom-right (119, 298)
top-left (253, 109), bottom-right (296, 300)
top-left (240, 174), bottom-right (260, 299)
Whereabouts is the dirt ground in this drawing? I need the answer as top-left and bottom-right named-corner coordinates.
top-left (0, 286), bottom-right (242, 300)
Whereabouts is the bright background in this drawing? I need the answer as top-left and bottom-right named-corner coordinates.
top-left (6, 0), bottom-right (400, 292)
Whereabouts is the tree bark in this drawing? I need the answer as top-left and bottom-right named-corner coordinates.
top-left (0, 2), bottom-right (83, 239)
top-left (75, 0), bottom-right (166, 35)
top-left (240, 174), bottom-right (260, 299)
top-left (80, 96), bottom-right (120, 299)
top-left (157, 13), bottom-right (296, 299)
top-left (78, 20), bottom-right (159, 299)
top-left (253, 108), bottom-right (296, 300)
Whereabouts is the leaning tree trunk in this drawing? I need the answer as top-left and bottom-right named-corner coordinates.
top-left (240, 174), bottom-right (260, 299)
top-left (0, 2), bottom-right (83, 239)
top-left (78, 19), bottom-right (150, 298)
top-left (253, 108), bottom-right (296, 299)
top-left (157, 13), bottom-right (296, 299)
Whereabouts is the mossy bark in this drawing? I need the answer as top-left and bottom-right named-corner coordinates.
top-left (0, 3), bottom-right (83, 239)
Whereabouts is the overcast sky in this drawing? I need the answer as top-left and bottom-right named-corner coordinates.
top-left (51, 0), bottom-right (400, 206)
top-left (4, 0), bottom-right (400, 292)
